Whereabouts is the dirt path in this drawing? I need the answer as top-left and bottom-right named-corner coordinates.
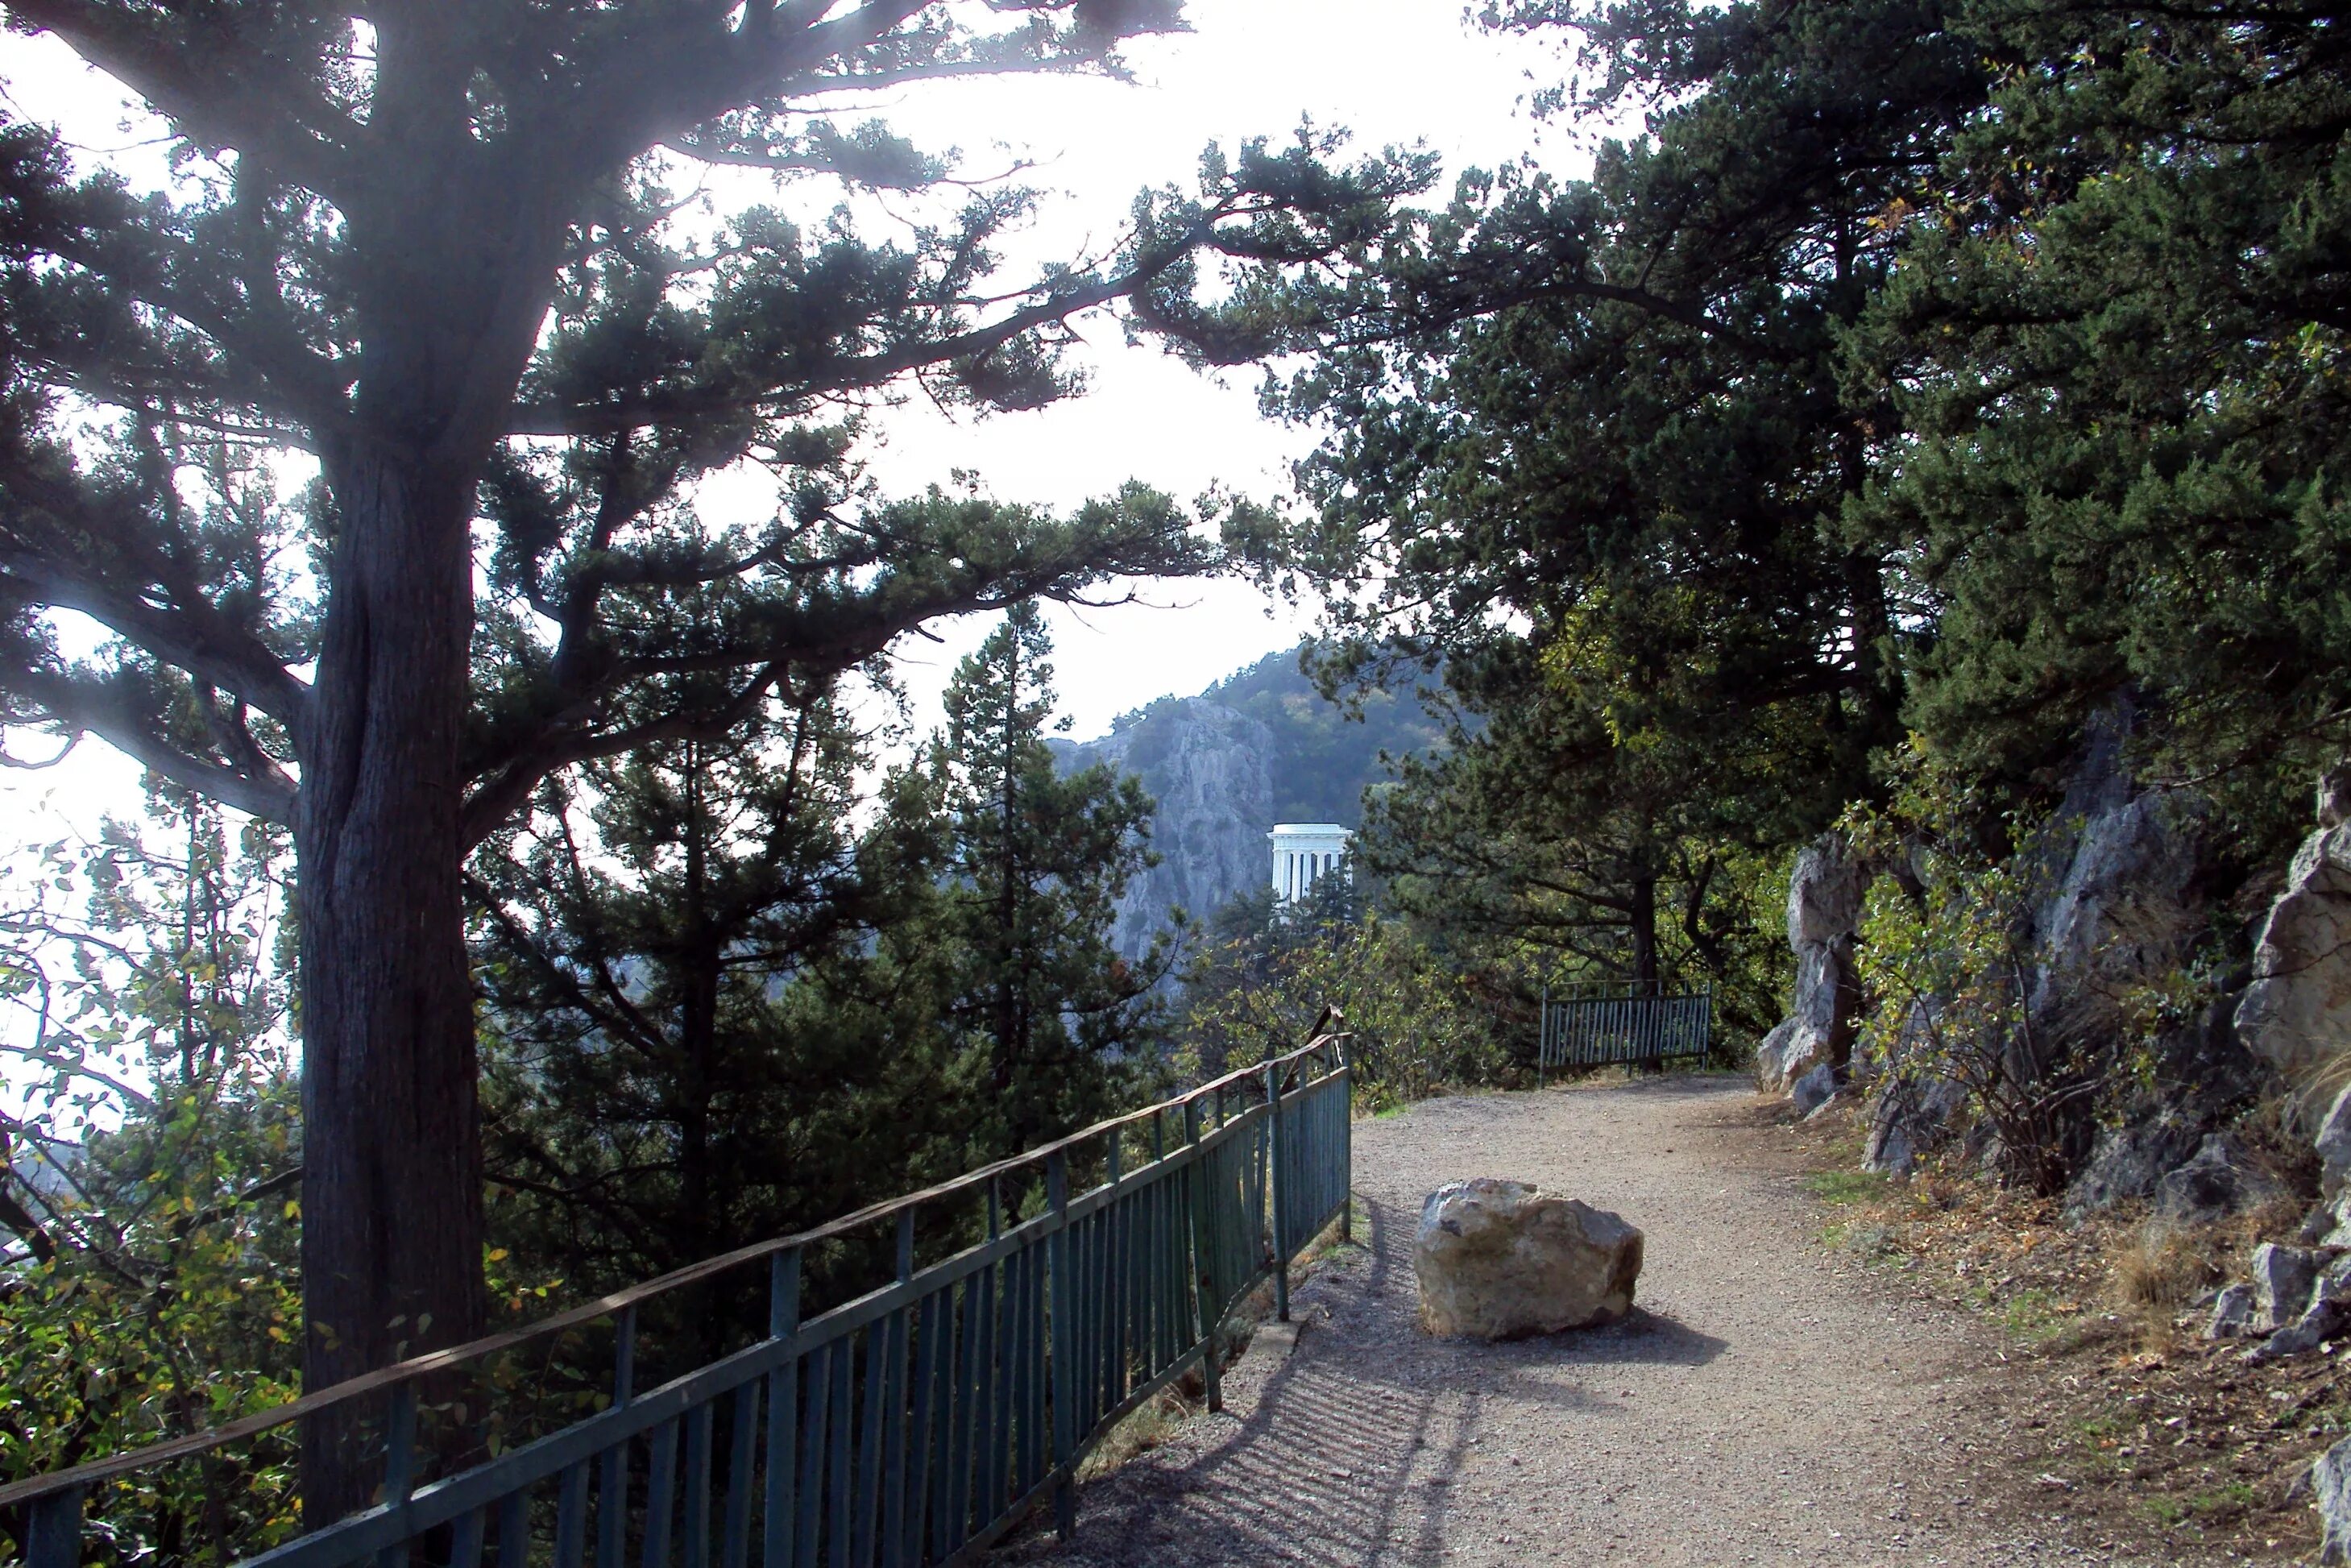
top-left (1003, 1076), bottom-right (2224, 1567)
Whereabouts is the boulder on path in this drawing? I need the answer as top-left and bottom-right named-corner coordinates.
top-left (1413, 1178), bottom-right (1643, 1339)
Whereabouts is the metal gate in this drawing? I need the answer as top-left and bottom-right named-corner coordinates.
top-left (1536, 983), bottom-right (1712, 1079)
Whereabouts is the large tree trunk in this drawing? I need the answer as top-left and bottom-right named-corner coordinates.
top-left (1627, 871), bottom-right (1660, 989)
top-left (295, 446), bottom-right (487, 1523)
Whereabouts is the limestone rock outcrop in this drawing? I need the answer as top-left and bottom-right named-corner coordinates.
top-left (2254, 1243), bottom-right (2332, 1334)
top-left (2319, 1087), bottom-right (2351, 1195)
top-left (1756, 835), bottom-right (1870, 1096)
top-left (2206, 1284), bottom-right (2255, 1338)
top-left (1412, 1178), bottom-right (1643, 1339)
top-left (2154, 1135), bottom-right (2283, 1226)
top-left (2239, 766), bottom-right (2351, 1088)
top-left (2315, 1433), bottom-right (2351, 1564)
top-left (1847, 704), bottom-right (2234, 1191)
top-left (1055, 698), bottom-right (1277, 960)
top-left (1861, 998), bottom-right (1965, 1176)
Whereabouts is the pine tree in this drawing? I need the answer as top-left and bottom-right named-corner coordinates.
top-left (470, 682), bottom-right (981, 1364)
top-left (1851, 0), bottom-right (2351, 851)
top-left (935, 603), bottom-right (1164, 1155)
top-left (1267, 0), bottom-right (1986, 998)
top-left (0, 5), bottom-right (1424, 1494)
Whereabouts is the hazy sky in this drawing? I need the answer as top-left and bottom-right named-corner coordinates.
top-left (0, 2), bottom-right (1590, 840)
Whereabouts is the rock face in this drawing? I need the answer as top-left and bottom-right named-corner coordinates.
top-left (1861, 998), bottom-right (1967, 1176)
top-left (1756, 835), bottom-right (1871, 1095)
top-left (2154, 1135), bottom-right (2283, 1226)
top-left (1413, 1178), bottom-right (1643, 1339)
top-left (2026, 786), bottom-right (2203, 1027)
top-left (2239, 767), bottom-right (2351, 1088)
top-left (2316, 1434), bottom-right (2351, 1565)
top-left (1058, 698), bottom-right (1277, 960)
top-left (1844, 705), bottom-right (2245, 1193)
top-left (1051, 647), bottom-right (1451, 961)
top-left (2207, 1284), bottom-right (2255, 1338)
top-left (2319, 1086), bottom-right (2351, 1195)
top-left (2254, 1243), bottom-right (2332, 1333)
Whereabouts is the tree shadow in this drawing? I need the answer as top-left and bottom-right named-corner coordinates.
top-left (1002, 1178), bottom-right (1747, 1565)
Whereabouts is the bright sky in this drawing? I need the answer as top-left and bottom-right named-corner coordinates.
top-left (0, 2), bottom-right (1587, 844)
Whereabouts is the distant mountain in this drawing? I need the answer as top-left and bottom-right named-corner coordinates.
top-left (1053, 645), bottom-right (1447, 959)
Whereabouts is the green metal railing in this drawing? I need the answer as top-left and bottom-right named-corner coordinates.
top-left (0, 1027), bottom-right (1354, 1568)
top-left (1536, 983), bottom-right (1712, 1080)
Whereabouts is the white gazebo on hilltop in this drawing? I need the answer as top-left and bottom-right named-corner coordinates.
top-left (1269, 823), bottom-right (1351, 904)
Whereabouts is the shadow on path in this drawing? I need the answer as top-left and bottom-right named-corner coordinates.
top-left (1000, 1117), bottom-right (1733, 1566)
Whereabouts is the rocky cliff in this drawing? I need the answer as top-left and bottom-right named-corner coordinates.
top-left (1054, 645), bottom-right (1448, 960)
top-left (1057, 696), bottom-right (1276, 960)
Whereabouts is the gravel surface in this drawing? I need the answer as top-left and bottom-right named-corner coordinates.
top-left (1001, 1076), bottom-right (2226, 1566)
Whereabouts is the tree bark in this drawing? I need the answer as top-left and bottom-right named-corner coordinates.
top-left (1627, 871), bottom-right (1660, 989)
top-left (294, 444), bottom-right (487, 1524)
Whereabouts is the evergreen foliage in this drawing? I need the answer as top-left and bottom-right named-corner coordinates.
top-left (471, 686), bottom-right (965, 1301)
top-left (934, 602), bottom-right (1166, 1154)
top-left (1167, 876), bottom-right (1529, 1110)
top-left (23, 0), bottom-right (2351, 1513)
top-left (0, 2), bottom-right (1431, 1466)
top-left (1263, 0), bottom-right (2351, 1097)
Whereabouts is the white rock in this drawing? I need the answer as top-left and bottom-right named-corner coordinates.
top-left (2319, 1435), bottom-right (2351, 1564)
top-left (2254, 1242), bottom-right (2330, 1332)
top-left (1756, 835), bottom-right (1871, 1096)
top-left (2319, 1085), bottom-right (2351, 1197)
top-left (1787, 839), bottom-right (1868, 948)
top-left (2237, 819), bottom-right (2351, 1086)
top-left (1055, 697), bottom-right (1275, 960)
top-left (1413, 1178), bottom-right (1643, 1339)
top-left (2206, 1284), bottom-right (2254, 1338)
top-left (1791, 1061), bottom-right (1839, 1117)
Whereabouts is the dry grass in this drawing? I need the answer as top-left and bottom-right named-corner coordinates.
top-left (2108, 1220), bottom-right (2226, 1332)
top-left (2285, 1042), bottom-right (2351, 1136)
top-left (1769, 1101), bottom-right (2342, 1562)
top-left (1076, 1388), bottom-right (1196, 1480)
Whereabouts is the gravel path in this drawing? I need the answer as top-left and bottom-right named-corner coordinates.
top-left (1001, 1076), bottom-right (2218, 1567)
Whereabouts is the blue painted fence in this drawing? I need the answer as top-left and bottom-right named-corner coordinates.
top-left (0, 1028), bottom-right (1354, 1568)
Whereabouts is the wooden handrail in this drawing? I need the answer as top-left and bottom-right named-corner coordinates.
top-left (0, 1020), bottom-right (1348, 1512)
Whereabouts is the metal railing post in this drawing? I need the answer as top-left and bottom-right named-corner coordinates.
top-left (1046, 1151), bottom-right (1075, 1543)
top-left (25, 1485), bottom-right (84, 1568)
top-left (598, 1306), bottom-right (636, 1568)
top-left (765, 1250), bottom-right (800, 1568)
top-left (1266, 1060), bottom-right (1288, 1324)
top-left (1182, 1096), bottom-right (1223, 1415)
top-left (1337, 1037), bottom-right (1353, 1245)
top-left (375, 1382), bottom-right (419, 1568)
top-left (1538, 983), bottom-right (1550, 1087)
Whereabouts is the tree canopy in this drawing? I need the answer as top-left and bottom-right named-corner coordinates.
top-left (0, 0), bottom-right (1428, 1510)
